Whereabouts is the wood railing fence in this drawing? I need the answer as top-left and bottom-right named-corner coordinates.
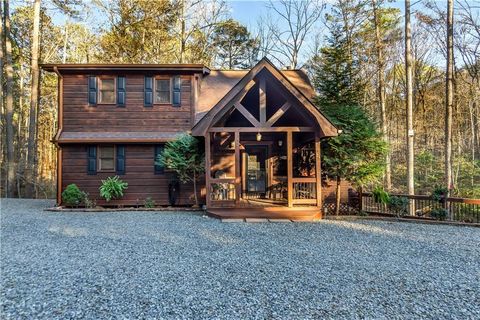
top-left (359, 192), bottom-right (480, 223)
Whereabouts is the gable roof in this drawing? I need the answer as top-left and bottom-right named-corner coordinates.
top-left (192, 57), bottom-right (338, 137)
top-left (195, 69), bottom-right (316, 123)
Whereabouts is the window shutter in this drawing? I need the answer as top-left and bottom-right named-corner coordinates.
top-left (154, 145), bottom-right (164, 174)
top-left (172, 76), bottom-right (181, 107)
top-left (144, 76), bottom-right (153, 107)
top-left (117, 76), bottom-right (126, 107)
top-left (87, 146), bottom-right (97, 175)
top-left (88, 76), bottom-right (97, 106)
top-left (116, 145), bottom-right (126, 175)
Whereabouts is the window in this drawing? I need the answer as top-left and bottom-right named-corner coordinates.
top-left (98, 78), bottom-right (116, 104)
top-left (155, 79), bottom-right (171, 104)
top-left (154, 145), bottom-right (164, 174)
top-left (98, 146), bottom-right (115, 171)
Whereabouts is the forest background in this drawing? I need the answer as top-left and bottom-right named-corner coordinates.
top-left (1, 0), bottom-right (479, 199)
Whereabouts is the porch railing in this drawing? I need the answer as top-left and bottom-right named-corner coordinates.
top-left (292, 177), bottom-right (317, 205)
top-left (209, 179), bottom-right (236, 201)
top-left (361, 193), bottom-right (480, 223)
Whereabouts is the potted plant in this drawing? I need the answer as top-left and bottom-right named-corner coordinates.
top-left (431, 185), bottom-right (448, 204)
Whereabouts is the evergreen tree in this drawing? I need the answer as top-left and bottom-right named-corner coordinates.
top-left (313, 20), bottom-right (386, 215)
top-left (156, 134), bottom-right (205, 207)
top-left (212, 19), bottom-right (259, 69)
top-left (312, 23), bottom-right (362, 107)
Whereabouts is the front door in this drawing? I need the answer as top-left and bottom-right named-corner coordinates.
top-left (244, 145), bottom-right (267, 197)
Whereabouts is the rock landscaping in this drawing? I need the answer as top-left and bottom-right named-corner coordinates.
top-left (1, 199), bottom-right (479, 319)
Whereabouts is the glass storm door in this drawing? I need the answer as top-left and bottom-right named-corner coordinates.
top-left (245, 146), bottom-right (267, 194)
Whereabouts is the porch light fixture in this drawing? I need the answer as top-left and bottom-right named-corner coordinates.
top-left (230, 141), bottom-right (235, 149)
top-left (278, 140), bottom-right (283, 147)
top-left (256, 132), bottom-right (262, 141)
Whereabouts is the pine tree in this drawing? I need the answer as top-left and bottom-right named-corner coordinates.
top-left (312, 23), bottom-right (362, 108)
top-left (312, 20), bottom-right (386, 215)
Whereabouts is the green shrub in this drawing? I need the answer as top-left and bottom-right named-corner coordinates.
top-left (372, 186), bottom-right (390, 204)
top-left (99, 176), bottom-right (128, 202)
top-left (430, 207), bottom-right (448, 221)
top-left (62, 184), bottom-right (86, 207)
top-left (388, 196), bottom-right (409, 217)
top-left (144, 197), bottom-right (155, 208)
top-left (83, 193), bottom-right (97, 209)
top-left (431, 185), bottom-right (448, 202)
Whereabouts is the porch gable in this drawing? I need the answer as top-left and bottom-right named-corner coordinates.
top-left (191, 57), bottom-right (339, 137)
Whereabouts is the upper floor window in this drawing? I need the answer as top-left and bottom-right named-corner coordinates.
top-left (98, 78), bottom-right (116, 104)
top-left (155, 79), bottom-right (171, 104)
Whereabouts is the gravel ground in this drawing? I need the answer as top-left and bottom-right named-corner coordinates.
top-left (1, 199), bottom-right (479, 319)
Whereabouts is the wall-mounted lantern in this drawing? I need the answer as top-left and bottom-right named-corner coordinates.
top-left (256, 132), bottom-right (262, 141)
top-left (278, 140), bottom-right (283, 147)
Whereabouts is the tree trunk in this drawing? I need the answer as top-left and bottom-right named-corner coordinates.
top-left (373, 0), bottom-right (391, 190)
top-left (335, 175), bottom-right (341, 216)
top-left (3, 0), bottom-right (15, 198)
top-left (179, 0), bottom-right (185, 63)
top-left (445, 0), bottom-right (454, 194)
top-left (192, 171), bottom-right (199, 207)
top-left (405, 0), bottom-right (415, 215)
top-left (0, 0), bottom-right (4, 195)
top-left (25, 0), bottom-right (41, 198)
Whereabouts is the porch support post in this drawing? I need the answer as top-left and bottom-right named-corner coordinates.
top-left (234, 131), bottom-right (241, 205)
top-left (315, 135), bottom-right (322, 208)
top-left (287, 131), bottom-right (293, 208)
top-left (205, 132), bottom-right (211, 209)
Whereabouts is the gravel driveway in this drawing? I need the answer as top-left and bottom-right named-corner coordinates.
top-left (1, 199), bottom-right (479, 319)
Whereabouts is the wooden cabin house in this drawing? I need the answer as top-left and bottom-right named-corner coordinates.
top-left (42, 58), bottom-right (344, 219)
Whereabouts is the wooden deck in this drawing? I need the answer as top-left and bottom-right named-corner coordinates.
top-left (207, 206), bottom-right (322, 221)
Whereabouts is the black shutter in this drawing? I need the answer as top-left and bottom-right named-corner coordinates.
top-left (88, 76), bottom-right (97, 106)
top-left (117, 76), bottom-right (126, 107)
top-left (116, 145), bottom-right (126, 175)
top-left (154, 145), bottom-right (164, 174)
top-left (87, 146), bottom-right (97, 175)
top-left (144, 76), bottom-right (153, 107)
top-left (172, 76), bottom-right (181, 107)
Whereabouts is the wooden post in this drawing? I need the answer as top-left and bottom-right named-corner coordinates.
top-left (234, 131), bottom-right (241, 205)
top-left (205, 132), bottom-right (211, 209)
top-left (56, 147), bottom-right (62, 205)
top-left (315, 135), bottom-right (322, 208)
top-left (259, 77), bottom-right (266, 124)
top-left (287, 131), bottom-right (293, 208)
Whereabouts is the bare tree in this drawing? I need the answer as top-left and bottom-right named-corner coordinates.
top-left (372, 0), bottom-right (391, 190)
top-left (255, 16), bottom-right (276, 61)
top-left (3, 0), bottom-right (15, 197)
top-left (456, 0), bottom-right (480, 162)
top-left (445, 0), bottom-right (454, 194)
top-left (25, 0), bottom-right (41, 198)
top-left (176, 0), bottom-right (228, 64)
top-left (267, 0), bottom-right (324, 68)
top-left (405, 0), bottom-right (415, 212)
top-left (0, 1), bottom-right (3, 187)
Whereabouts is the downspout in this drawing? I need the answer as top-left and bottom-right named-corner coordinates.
top-left (53, 66), bottom-right (63, 206)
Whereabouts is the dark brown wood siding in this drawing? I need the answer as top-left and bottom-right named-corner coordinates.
top-left (61, 144), bottom-right (205, 206)
top-left (62, 74), bottom-right (193, 132)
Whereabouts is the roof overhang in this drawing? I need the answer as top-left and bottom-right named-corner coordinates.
top-left (40, 63), bottom-right (210, 75)
top-left (54, 131), bottom-right (181, 144)
top-left (191, 57), bottom-right (338, 138)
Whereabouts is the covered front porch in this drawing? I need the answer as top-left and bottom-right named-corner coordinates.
top-left (191, 58), bottom-right (338, 217)
top-left (205, 129), bottom-right (322, 210)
